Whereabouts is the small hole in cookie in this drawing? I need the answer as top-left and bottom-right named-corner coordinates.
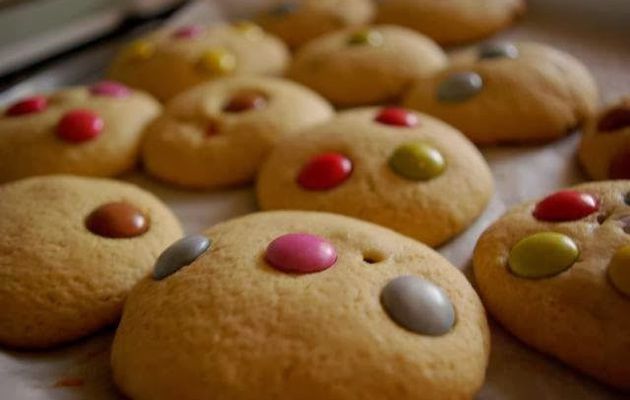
top-left (597, 214), bottom-right (607, 224)
top-left (362, 250), bottom-right (386, 264)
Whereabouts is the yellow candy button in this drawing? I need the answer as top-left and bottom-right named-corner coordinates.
top-left (128, 40), bottom-right (155, 61)
top-left (347, 29), bottom-right (384, 47)
top-left (232, 21), bottom-right (263, 40)
top-left (508, 232), bottom-right (579, 279)
top-left (608, 245), bottom-right (630, 297)
top-left (198, 48), bottom-right (237, 75)
top-left (388, 142), bottom-right (445, 181)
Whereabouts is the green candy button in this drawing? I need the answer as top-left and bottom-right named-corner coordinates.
top-left (508, 232), bottom-right (579, 279)
top-left (388, 142), bottom-right (446, 181)
top-left (347, 30), bottom-right (384, 47)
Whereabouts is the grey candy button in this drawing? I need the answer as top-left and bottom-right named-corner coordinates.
top-left (153, 235), bottom-right (211, 280)
top-left (380, 275), bottom-right (455, 336)
top-left (478, 42), bottom-right (519, 60)
top-left (436, 72), bottom-right (483, 103)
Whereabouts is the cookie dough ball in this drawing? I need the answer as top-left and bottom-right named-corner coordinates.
top-left (376, 0), bottom-right (525, 46)
top-left (108, 22), bottom-right (290, 101)
top-left (256, 0), bottom-right (375, 49)
top-left (404, 41), bottom-right (598, 144)
top-left (474, 181), bottom-right (630, 391)
top-left (142, 76), bottom-right (333, 189)
top-left (0, 82), bottom-right (160, 184)
top-left (579, 97), bottom-right (630, 180)
top-left (288, 25), bottom-right (447, 107)
top-left (257, 107), bottom-right (493, 247)
top-left (112, 211), bottom-right (490, 400)
top-left (0, 175), bottom-right (182, 349)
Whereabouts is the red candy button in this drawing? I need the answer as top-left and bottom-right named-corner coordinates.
top-left (56, 109), bottom-right (104, 143)
top-left (5, 96), bottom-right (48, 117)
top-left (609, 151), bottom-right (630, 179)
top-left (375, 107), bottom-right (419, 128)
top-left (533, 190), bottom-right (599, 222)
top-left (297, 153), bottom-right (353, 191)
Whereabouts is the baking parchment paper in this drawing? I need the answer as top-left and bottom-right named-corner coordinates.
top-left (1, 0), bottom-right (629, 398)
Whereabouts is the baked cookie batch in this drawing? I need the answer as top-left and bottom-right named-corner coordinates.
top-left (1, 0), bottom-right (629, 398)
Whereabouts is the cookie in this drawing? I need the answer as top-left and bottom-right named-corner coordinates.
top-left (288, 25), bottom-right (447, 107)
top-left (0, 82), bottom-right (160, 184)
top-left (256, 0), bottom-right (375, 49)
top-left (111, 211), bottom-right (490, 400)
top-left (473, 181), bottom-right (630, 390)
top-left (142, 76), bottom-right (334, 189)
top-left (0, 175), bottom-right (182, 349)
top-left (404, 41), bottom-right (599, 144)
top-left (108, 22), bottom-right (290, 101)
top-left (257, 107), bottom-right (494, 247)
top-left (375, 0), bottom-right (525, 46)
top-left (579, 97), bottom-right (630, 180)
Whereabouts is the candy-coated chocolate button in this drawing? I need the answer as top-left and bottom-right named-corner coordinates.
top-left (389, 142), bottom-right (445, 181)
top-left (478, 42), bottom-right (519, 59)
top-left (381, 276), bottom-right (455, 336)
top-left (90, 81), bottom-right (131, 98)
top-left (223, 90), bottom-right (268, 113)
top-left (173, 25), bottom-right (204, 39)
top-left (268, 2), bottom-right (298, 16)
top-left (609, 151), bottom-right (630, 180)
top-left (508, 232), bottom-right (579, 279)
top-left (533, 190), bottom-right (599, 222)
top-left (597, 104), bottom-right (630, 132)
top-left (297, 153), bottom-right (353, 191)
top-left (608, 245), bottom-right (630, 297)
top-left (265, 233), bottom-right (337, 274)
top-left (375, 107), bottom-right (419, 128)
top-left (5, 96), bottom-right (48, 117)
top-left (232, 21), bottom-right (263, 39)
top-left (198, 48), bottom-right (237, 75)
top-left (56, 109), bottom-right (104, 143)
top-left (437, 72), bottom-right (483, 103)
top-left (347, 29), bottom-right (384, 47)
top-left (86, 202), bottom-right (149, 238)
top-left (153, 235), bottom-right (211, 280)
top-left (128, 40), bottom-right (155, 60)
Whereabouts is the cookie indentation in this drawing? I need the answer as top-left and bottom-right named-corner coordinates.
top-left (388, 142), bottom-right (445, 181)
top-left (265, 233), bottom-right (337, 274)
top-left (508, 232), bottom-right (579, 279)
top-left (5, 96), bottom-right (48, 117)
top-left (436, 72), bottom-right (483, 103)
top-left (86, 202), bottom-right (149, 239)
top-left (608, 245), bottom-right (630, 297)
top-left (56, 109), bottom-right (104, 143)
top-left (381, 275), bottom-right (455, 336)
top-left (375, 107), bottom-right (419, 128)
top-left (153, 235), bottom-right (211, 280)
top-left (362, 250), bottom-right (386, 264)
top-left (533, 190), bottom-right (599, 222)
top-left (297, 153), bottom-right (353, 191)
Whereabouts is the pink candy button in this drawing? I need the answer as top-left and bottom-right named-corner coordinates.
top-left (5, 96), bottom-right (48, 117)
top-left (265, 233), bottom-right (337, 274)
top-left (173, 25), bottom-right (204, 39)
top-left (90, 81), bottom-right (131, 97)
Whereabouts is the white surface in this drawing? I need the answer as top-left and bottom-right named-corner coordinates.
top-left (1, 0), bottom-right (630, 398)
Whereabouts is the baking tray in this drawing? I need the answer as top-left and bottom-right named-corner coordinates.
top-left (1, 0), bottom-right (629, 398)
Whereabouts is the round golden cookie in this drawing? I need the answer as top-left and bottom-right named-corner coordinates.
top-left (579, 97), bottom-right (630, 181)
top-left (108, 22), bottom-right (290, 101)
top-left (142, 76), bottom-right (334, 189)
top-left (112, 211), bottom-right (490, 400)
top-left (473, 181), bottom-right (630, 391)
top-left (403, 41), bottom-right (599, 144)
top-left (0, 175), bottom-right (182, 349)
top-left (375, 0), bottom-right (525, 46)
top-left (256, 0), bottom-right (375, 49)
top-left (0, 82), bottom-right (160, 184)
top-left (288, 25), bottom-right (447, 107)
top-left (256, 107), bottom-right (494, 247)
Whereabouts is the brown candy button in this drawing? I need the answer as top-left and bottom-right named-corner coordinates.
top-left (223, 90), bottom-right (268, 113)
top-left (86, 202), bottom-right (149, 238)
top-left (598, 102), bottom-right (630, 132)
